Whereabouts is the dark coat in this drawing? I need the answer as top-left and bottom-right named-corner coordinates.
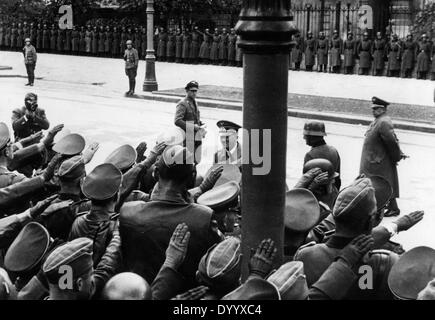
top-left (213, 143), bottom-right (242, 165)
top-left (119, 187), bottom-right (219, 287)
top-left (166, 34), bottom-right (176, 58)
top-left (227, 34), bottom-right (237, 61)
top-left (190, 31), bottom-right (200, 59)
top-left (344, 39), bottom-right (356, 67)
top-left (416, 41), bottom-right (431, 72)
top-left (12, 106), bottom-right (50, 140)
top-left (218, 33), bottom-right (229, 60)
top-left (210, 34), bottom-right (220, 61)
top-left (401, 40), bottom-right (416, 70)
top-left (372, 39), bottom-right (386, 70)
top-left (359, 114), bottom-right (402, 198)
top-left (294, 237), bottom-right (398, 299)
top-left (291, 36), bottom-right (303, 63)
top-left (357, 39), bottom-right (373, 69)
top-left (387, 40), bottom-right (402, 71)
top-left (329, 37), bottom-right (342, 67)
top-left (316, 38), bottom-right (329, 65)
top-left (304, 38), bottom-right (316, 66)
top-left (182, 34), bottom-right (190, 59)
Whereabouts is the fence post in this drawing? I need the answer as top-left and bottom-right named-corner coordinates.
top-left (335, 1), bottom-right (341, 34)
top-left (346, 3), bottom-right (351, 35)
top-left (306, 4), bottom-right (312, 33)
top-left (320, 0), bottom-right (325, 32)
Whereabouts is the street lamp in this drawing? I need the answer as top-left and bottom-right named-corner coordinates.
top-left (143, 0), bottom-right (158, 92)
top-left (235, 0), bottom-right (296, 281)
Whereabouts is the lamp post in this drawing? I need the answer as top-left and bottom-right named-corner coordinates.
top-left (143, 0), bottom-right (158, 92)
top-left (235, 0), bottom-right (296, 281)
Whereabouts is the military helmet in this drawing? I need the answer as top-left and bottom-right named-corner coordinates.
top-left (303, 121), bottom-right (326, 137)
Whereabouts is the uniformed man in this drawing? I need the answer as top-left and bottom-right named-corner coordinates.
top-left (343, 32), bottom-right (356, 74)
top-left (174, 81), bottom-right (206, 164)
top-left (214, 120), bottom-right (242, 165)
top-left (387, 34), bottom-right (402, 78)
top-left (372, 32), bottom-right (386, 76)
top-left (42, 237), bottom-right (95, 300)
top-left (303, 121), bottom-right (341, 190)
top-left (68, 163), bottom-right (121, 267)
top-left (316, 31), bottom-right (328, 73)
top-left (401, 34), bottom-right (416, 78)
top-left (416, 34), bottom-right (431, 80)
top-left (12, 93), bottom-right (50, 141)
top-left (119, 145), bottom-right (222, 286)
top-left (357, 31), bottom-right (373, 75)
top-left (304, 31), bottom-right (316, 71)
top-left (23, 38), bottom-right (37, 86)
top-left (360, 97), bottom-right (408, 217)
top-left (123, 40), bottom-right (139, 96)
top-left (291, 31), bottom-right (303, 71)
top-left (294, 177), bottom-right (399, 300)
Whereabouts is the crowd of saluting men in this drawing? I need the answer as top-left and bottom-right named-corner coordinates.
top-left (0, 87), bottom-right (433, 301)
top-left (4, 20), bottom-right (435, 79)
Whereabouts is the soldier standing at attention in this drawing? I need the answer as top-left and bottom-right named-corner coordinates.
top-left (372, 32), bottom-right (386, 76)
top-left (175, 28), bottom-right (183, 63)
top-left (227, 28), bottom-right (237, 67)
top-left (190, 26), bottom-right (201, 64)
top-left (104, 26), bottom-right (112, 58)
top-left (416, 34), bottom-right (431, 80)
top-left (42, 24), bottom-right (49, 53)
top-left (360, 97), bottom-right (408, 217)
top-left (181, 29), bottom-right (191, 64)
top-left (316, 31), bottom-right (328, 73)
top-left (291, 31), bottom-right (303, 71)
top-left (112, 27), bottom-right (121, 58)
top-left (357, 31), bottom-right (373, 75)
top-left (23, 38), bottom-right (37, 86)
top-left (124, 40), bottom-right (139, 96)
top-left (304, 31), bottom-right (316, 71)
top-left (343, 32), bottom-right (356, 74)
top-left (387, 34), bottom-right (402, 78)
top-left (401, 34), bottom-right (416, 78)
top-left (329, 30), bottom-right (342, 73)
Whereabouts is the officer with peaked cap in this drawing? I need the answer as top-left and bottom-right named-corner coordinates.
top-left (303, 121), bottom-right (341, 190)
top-left (52, 133), bottom-right (86, 156)
top-left (214, 120), bottom-right (242, 165)
top-left (104, 144), bottom-right (137, 173)
top-left (388, 246), bottom-right (435, 300)
top-left (69, 163), bottom-right (122, 266)
top-left (12, 92), bottom-right (50, 141)
top-left (295, 177), bottom-right (399, 299)
top-left (120, 145), bottom-right (221, 287)
top-left (174, 81), bottom-right (206, 164)
top-left (43, 237), bottom-right (95, 300)
top-left (360, 97), bottom-right (408, 217)
top-left (284, 188), bottom-right (320, 257)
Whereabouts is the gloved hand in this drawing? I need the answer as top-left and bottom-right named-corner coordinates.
top-left (42, 124), bottom-right (64, 148)
top-left (136, 142), bottom-right (147, 163)
top-left (42, 154), bottom-right (62, 181)
top-left (172, 286), bottom-right (209, 300)
top-left (27, 131), bottom-right (44, 145)
top-left (394, 210), bottom-right (424, 232)
top-left (82, 142), bottom-right (100, 164)
top-left (142, 142), bottom-right (167, 168)
top-left (337, 234), bottom-right (374, 270)
top-left (294, 168), bottom-right (323, 189)
top-left (199, 165), bottom-right (224, 193)
top-left (163, 223), bottom-right (191, 270)
top-left (249, 238), bottom-right (277, 279)
top-left (308, 172), bottom-right (330, 191)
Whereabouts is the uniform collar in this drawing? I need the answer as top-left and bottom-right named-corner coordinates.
top-left (325, 235), bottom-right (352, 249)
top-left (150, 182), bottom-right (191, 204)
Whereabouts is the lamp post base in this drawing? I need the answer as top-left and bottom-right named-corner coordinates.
top-left (143, 80), bottom-right (158, 92)
top-left (143, 57), bottom-right (158, 92)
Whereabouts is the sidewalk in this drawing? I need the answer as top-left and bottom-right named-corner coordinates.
top-left (1, 50), bottom-right (434, 132)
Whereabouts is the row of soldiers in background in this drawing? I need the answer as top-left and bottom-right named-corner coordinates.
top-left (0, 22), bottom-right (243, 67)
top-left (291, 30), bottom-right (435, 80)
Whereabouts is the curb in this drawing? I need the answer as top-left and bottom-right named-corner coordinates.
top-left (135, 92), bottom-right (435, 134)
top-left (0, 66), bottom-right (13, 71)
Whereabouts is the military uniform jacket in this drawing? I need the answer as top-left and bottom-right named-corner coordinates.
top-left (124, 48), bottom-right (139, 70)
top-left (372, 39), bottom-right (386, 70)
top-left (344, 39), bottom-right (356, 67)
top-left (174, 97), bottom-right (202, 134)
top-left (119, 185), bottom-right (219, 287)
top-left (304, 38), bottom-right (316, 66)
top-left (357, 39), bottom-right (373, 68)
top-left (0, 167), bottom-right (26, 188)
top-left (360, 114), bottom-right (402, 198)
top-left (294, 236), bottom-right (398, 299)
top-left (316, 38), bottom-right (328, 65)
top-left (329, 37), bottom-right (342, 67)
top-left (213, 143), bottom-right (242, 165)
top-left (416, 42), bottom-right (431, 72)
top-left (401, 40), bottom-right (416, 70)
top-left (11, 107), bottom-right (50, 141)
top-left (387, 40), bottom-right (402, 71)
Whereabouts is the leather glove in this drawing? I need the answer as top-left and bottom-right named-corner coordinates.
top-left (163, 223), bottom-right (190, 270)
top-left (249, 239), bottom-right (277, 279)
top-left (199, 165), bottom-right (224, 193)
top-left (42, 124), bottom-right (64, 148)
top-left (337, 234), bottom-right (374, 271)
top-left (172, 286), bottom-right (209, 300)
top-left (294, 168), bottom-right (323, 189)
top-left (42, 154), bottom-right (62, 181)
top-left (29, 194), bottom-right (58, 219)
top-left (308, 172), bottom-right (330, 191)
top-left (136, 142), bottom-right (147, 163)
top-left (394, 210), bottom-right (424, 232)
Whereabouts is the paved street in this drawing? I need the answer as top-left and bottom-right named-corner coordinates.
top-left (1, 50), bottom-right (434, 106)
top-left (1, 52), bottom-right (435, 250)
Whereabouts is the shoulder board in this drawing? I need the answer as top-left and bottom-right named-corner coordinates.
top-left (297, 241), bottom-right (317, 251)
